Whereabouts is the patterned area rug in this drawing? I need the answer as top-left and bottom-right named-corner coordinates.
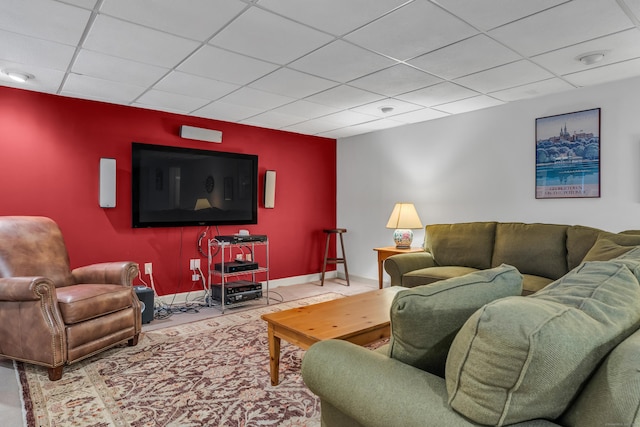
top-left (18, 293), bottom-right (347, 427)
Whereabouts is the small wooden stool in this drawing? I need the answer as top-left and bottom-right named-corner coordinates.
top-left (321, 228), bottom-right (350, 286)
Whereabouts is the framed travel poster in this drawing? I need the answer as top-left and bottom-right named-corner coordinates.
top-left (535, 108), bottom-right (600, 199)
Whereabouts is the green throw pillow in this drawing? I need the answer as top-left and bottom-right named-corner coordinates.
top-left (388, 264), bottom-right (522, 378)
top-left (583, 233), bottom-right (640, 262)
top-left (446, 260), bottom-right (640, 426)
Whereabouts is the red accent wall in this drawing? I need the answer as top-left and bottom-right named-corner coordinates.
top-left (0, 87), bottom-right (336, 295)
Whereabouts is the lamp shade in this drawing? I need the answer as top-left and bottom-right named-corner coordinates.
top-left (386, 203), bottom-right (423, 229)
top-left (194, 198), bottom-right (212, 210)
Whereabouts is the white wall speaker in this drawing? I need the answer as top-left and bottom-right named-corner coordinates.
top-left (264, 170), bottom-right (276, 209)
top-left (180, 125), bottom-right (222, 143)
top-left (99, 158), bottom-right (116, 208)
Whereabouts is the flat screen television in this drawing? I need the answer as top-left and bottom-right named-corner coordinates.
top-left (131, 142), bottom-right (258, 228)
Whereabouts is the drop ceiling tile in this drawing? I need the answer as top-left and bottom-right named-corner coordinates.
top-left (408, 35), bottom-right (521, 80)
top-left (344, 1), bottom-right (477, 61)
top-left (305, 84), bottom-right (384, 109)
top-left (61, 73), bottom-right (146, 104)
top-left (350, 98), bottom-right (422, 118)
top-left (194, 101), bottom-right (263, 122)
top-left (396, 82), bottom-right (479, 107)
top-left (489, 78), bottom-right (575, 102)
top-left (390, 108), bottom-right (450, 124)
top-left (320, 110), bottom-right (378, 127)
top-left (289, 40), bottom-right (396, 83)
top-left (435, 0), bottom-right (566, 31)
top-left (258, 0), bottom-right (407, 36)
top-left (83, 15), bottom-right (200, 68)
top-left (62, 0), bottom-right (98, 8)
top-left (317, 127), bottom-right (363, 139)
top-left (283, 118), bottom-right (343, 135)
top-left (210, 7), bottom-right (333, 64)
top-left (0, 0), bottom-right (90, 45)
top-left (250, 68), bottom-right (337, 98)
top-left (219, 87), bottom-right (295, 110)
top-left (0, 30), bottom-right (75, 71)
top-left (0, 60), bottom-right (65, 94)
top-left (271, 100), bottom-right (340, 119)
top-left (489, 0), bottom-right (635, 56)
top-left (72, 49), bottom-right (169, 86)
top-left (154, 71), bottom-right (240, 100)
top-left (532, 29), bottom-right (640, 76)
top-left (100, 0), bottom-right (246, 41)
top-left (241, 110), bottom-right (306, 129)
top-left (135, 89), bottom-right (210, 113)
top-left (455, 60), bottom-right (554, 93)
top-left (626, 0), bottom-right (640, 20)
top-left (348, 64), bottom-right (442, 97)
top-left (178, 45), bottom-right (279, 86)
top-left (435, 95), bottom-right (504, 115)
top-left (325, 118), bottom-right (404, 138)
top-left (563, 58), bottom-right (640, 87)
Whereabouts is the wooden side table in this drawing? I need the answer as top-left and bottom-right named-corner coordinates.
top-left (373, 246), bottom-right (424, 289)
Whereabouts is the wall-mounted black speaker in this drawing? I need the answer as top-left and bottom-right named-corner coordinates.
top-left (134, 286), bottom-right (154, 324)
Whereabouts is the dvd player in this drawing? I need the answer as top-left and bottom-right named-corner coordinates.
top-left (212, 280), bottom-right (263, 305)
top-left (214, 261), bottom-right (259, 273)
top-left (216, 234), bottom-right (268, 244)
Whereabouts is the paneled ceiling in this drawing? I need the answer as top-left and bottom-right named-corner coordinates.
top-left (2, 0), bottom-right (640, 138)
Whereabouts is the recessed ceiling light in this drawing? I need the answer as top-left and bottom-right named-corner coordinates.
top-left (577, 52), bottom-right (606, 66)
top-left (379, 106), bottom-right (395, 114)
top-left (2, 69), bottom-right (33, 83)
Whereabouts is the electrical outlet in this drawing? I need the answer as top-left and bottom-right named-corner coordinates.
top-left (190, 258), bottom-right (201, 270)
top-left (144, 262), bottom-right (153, 275)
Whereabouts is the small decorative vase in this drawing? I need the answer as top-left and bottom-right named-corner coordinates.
top-left (393, 229), bottom-right (413, 249)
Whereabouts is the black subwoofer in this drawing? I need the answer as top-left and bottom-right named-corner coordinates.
top-left (134, 286), bottom-right (154, 324)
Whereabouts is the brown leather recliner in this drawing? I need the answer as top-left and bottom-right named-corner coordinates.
top-left (0, 216), bottom-right (142, 380)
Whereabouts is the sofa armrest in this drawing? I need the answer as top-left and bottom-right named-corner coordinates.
top-left (72, 261), bottom-right (139, 286)
top-left (383, 252), bottom-right (435, 286)
top-left (302, 339), bottom-right (479, 427)
top-left (302, 340), bottom-right (561, 427)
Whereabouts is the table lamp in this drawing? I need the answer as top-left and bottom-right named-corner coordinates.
top-left (386, 203), bottom-right (423, 248)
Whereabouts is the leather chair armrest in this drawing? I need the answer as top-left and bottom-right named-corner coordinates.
top-left (72, 261), bottom-right (139, 286)
top-left (0, 276), bottom-right (57, 301)
top-left (383, 252), bottom-right (436, 286)
top-left (0, 277), bottom-right (67, 368)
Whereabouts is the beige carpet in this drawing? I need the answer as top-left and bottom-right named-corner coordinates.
top-left (19, 293), bottom-right (345, 427)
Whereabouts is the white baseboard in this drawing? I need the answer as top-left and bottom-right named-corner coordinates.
top-left (153, 271), bottom-right (379, 305)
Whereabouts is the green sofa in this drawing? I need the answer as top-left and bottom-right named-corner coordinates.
top-left (302, 246), bottom-right (640, 427)
top-left (383, 221), bottom-right (637, 295)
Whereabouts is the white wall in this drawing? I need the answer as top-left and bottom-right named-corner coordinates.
top-left (337, 75), bottom-right (640, 285)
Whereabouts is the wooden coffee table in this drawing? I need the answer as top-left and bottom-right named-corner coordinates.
top-left (261, 287), bottom-right (404, 385)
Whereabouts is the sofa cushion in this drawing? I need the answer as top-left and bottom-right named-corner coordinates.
top-left (491, 223), bottom-right (568, 279)
top-left (583, 233), bottom-right (640, 261)
top-left (446, 259), bottom-right (640, 426)
top-left (56, 284), bottom-right (134, 324)
top-left (402, 266), bottom-right (479, 288)
top-left (389, 264), bottom-right (522, 378)
top-left (560, 327), bottom-right (640, 427)
top-left (520, 274), bottom-right (554, 295)
top-left (426, 222), bottom-right (496, 270)
top-left (566, 225), bottom-right (603, 270)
